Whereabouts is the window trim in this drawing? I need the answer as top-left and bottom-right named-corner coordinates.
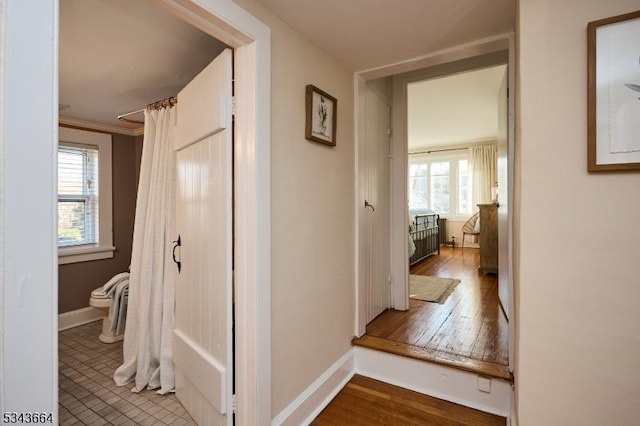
top-left (58, 127), bottom-right (114, 264)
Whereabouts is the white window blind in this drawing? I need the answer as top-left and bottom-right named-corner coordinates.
top-left (58, 144), bottom-right (99, 247)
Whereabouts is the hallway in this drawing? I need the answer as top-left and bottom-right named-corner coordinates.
top-left (312, 374), bottom-right (506, 425)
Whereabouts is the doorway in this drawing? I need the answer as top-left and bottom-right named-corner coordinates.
top-left (355, 42), bottom-right (514, 380)
top-left (59, 2), bottom-right (232, 421)
top-left (0, 0), bottom-right (271, 422)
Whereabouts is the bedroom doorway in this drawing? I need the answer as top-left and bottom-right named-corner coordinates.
top-left (400, 59), bottom-right (509, 370)
top-left (355, 41), bottom-right (515, 380)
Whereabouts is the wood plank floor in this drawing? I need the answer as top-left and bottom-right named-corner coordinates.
top-left (312, 375), bottom-right (506, 426)
top-left (353, 246), bottom-right (510, 381)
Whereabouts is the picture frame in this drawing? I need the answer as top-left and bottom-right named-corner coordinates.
top-left (587, 10), bottom-right (640, 172)
top-left (305, 84), bottom-right (337, 147)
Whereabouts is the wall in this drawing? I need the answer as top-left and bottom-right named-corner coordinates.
top-left (58, 130), bottom-right (142, 313)
top-left (444, 220), bottom-right (478, 248)
top-left (517, 1), bottom-right (640, 424)
top-left (232, 0), bottom-right (355, 418)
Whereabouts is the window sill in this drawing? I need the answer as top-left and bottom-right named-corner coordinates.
top-left (58, 246), bottom-right (115, 265)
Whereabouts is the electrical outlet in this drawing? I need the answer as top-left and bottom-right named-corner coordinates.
top-left (478, 376), bottom-right (491, 393)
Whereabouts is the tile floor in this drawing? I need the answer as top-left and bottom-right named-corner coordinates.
top-left (58, 321), bottom-right (196, 425)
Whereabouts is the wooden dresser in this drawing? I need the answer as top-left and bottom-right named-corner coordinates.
top-left (478, 203), bottom-right (498, 275)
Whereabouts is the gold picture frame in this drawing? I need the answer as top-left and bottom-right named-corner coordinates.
top-left (305, 85), bottom-right (337, 147)
top-left (587, 10), bottom-right (640, 172)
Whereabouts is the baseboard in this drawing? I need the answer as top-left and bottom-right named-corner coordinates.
top-left (58, 307), bottom-right (103, 331)
top-left (272, 350), bottom-right (354, 426)
top-left (354, 346), bottom-right (512, 418)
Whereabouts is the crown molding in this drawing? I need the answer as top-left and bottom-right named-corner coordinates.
top-left (59, 116), bottom-right (144, 136)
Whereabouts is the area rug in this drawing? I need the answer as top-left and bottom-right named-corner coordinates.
top-left (409, 275), bottom-right (461, 304)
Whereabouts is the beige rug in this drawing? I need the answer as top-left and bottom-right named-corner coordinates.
top-left (409, 275), bottom-right (461, 304)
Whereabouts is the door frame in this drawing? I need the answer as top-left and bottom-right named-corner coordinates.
top-left (393, 37), bottom-right (515, 372)
top-left (354, 35), bottom-right (515, 373)
top-left (0, 1), bottom-right (272, 424)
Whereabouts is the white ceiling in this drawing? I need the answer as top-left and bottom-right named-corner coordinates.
top-left (60, 0), bottom-right (514, 134)
top-left (408, 65), bottom-right (507, 150)
top-left (59, 0), bottom-right (226, 131)
top-left (252, 0), bottom-right (515, 72)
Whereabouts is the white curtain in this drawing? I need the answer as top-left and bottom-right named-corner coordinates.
top-left (114, 107), bottom-right (176, 394)
top-left (469, 145), bottom-right (497, 209)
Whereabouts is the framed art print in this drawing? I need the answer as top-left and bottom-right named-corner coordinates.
top-left (305, 84), bottom-right (337, 147)
top-left (587, 10), bottom-right (640, 171)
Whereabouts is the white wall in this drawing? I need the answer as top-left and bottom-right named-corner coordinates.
top-left (444, 220), bottom-right (478, 248)
top-left (517, 1), bottom-right (640, 424)
top-left (233, 0), bottom-right (355, 418)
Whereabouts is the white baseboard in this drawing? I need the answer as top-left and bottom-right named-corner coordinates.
top-left (271, 346), bottom-right (512, 424)
top-left (58, 306), bottom-right (103, 331)
top-left (354, 346), bottom-right (512, 418)
top-left (272, 350), bottom-right (354, 426)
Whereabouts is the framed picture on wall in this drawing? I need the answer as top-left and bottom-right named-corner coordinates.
top-left (587, 10), bottom-right (640, 172)
top-left (305, 84), bottom-right (337, 147)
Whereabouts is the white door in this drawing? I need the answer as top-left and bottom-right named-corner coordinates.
top-left (359, 80), bottom-right (391, 324)
top-left (173, 48), bottom-right (234, 426)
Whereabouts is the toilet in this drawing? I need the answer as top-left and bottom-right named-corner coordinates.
top-left (89, 272), bottom-right (129, 344)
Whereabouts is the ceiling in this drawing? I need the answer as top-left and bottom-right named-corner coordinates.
top-left (60, 0), bottom-right (514, 134)
top-left (59, 0), bottom-right (226, 131)
top-left (408, 65), bottom-right (507, 151)
top-left (252, 0), bottom-right (515, 72)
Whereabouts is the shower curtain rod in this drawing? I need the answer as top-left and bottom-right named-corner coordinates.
top-left (117, 96), bottom-right (178, 124)
top-left (408, 147), bottom-right (468, 155)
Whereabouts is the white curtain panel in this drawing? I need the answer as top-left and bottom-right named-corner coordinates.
top-left (114, 107), bottom-right (176, 394)
top-left (469, 145), bottom-right (497, 209)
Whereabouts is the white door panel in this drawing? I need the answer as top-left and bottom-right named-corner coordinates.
top-left (174, 48), bottom-right (233, 426)
top-left (174, 329), bottom-right (227, 414)
top-left (175, 50), bottom-right (230, 151)
top-left (358, 80), bottom-right (391, 326)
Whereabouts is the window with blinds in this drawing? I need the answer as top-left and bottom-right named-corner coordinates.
top-left (58, 144), bottom-right (99, 247)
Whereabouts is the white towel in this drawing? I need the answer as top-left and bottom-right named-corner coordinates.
top-left (109, 278), bottom-right (129, 334)
top-left (91, 272), bottom-right (129, 299)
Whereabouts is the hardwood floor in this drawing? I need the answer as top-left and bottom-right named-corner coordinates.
top-left (311, 374), bottom-right (506, 426)
top-left (353, 246), bottom-right (511, 381)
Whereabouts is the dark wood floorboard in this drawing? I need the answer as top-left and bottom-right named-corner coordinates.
top-left (311, 375), bottom-right (506, 426)
top-left (353, 246), bottom-right (510, 380)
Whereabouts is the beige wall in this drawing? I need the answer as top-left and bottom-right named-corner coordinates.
top-left (233, 0), bottom-right (355, 417)
top-left (517, 1), bottom-right (640, 424)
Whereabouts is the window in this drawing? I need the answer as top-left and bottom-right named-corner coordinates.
top-left (58, 145), bottom-right (99, 247)
top-left (58, 127), bottom-right (113, 264)
top-left (408, 153), bottom-right (470, 218)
